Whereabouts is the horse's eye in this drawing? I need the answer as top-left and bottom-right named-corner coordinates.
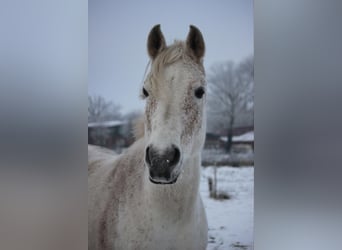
top-left (142, 87), bottom-right (149, 98)
top-left (194, 87), bottom-right (205, 99)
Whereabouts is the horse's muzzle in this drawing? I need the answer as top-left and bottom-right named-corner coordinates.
top-left (145, 144), bottom-right (181, 184)
top-left (148, 175), bottom-right (178, 185)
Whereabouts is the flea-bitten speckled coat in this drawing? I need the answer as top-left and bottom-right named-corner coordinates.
top-left (88, 24), bottom-right (208, 250)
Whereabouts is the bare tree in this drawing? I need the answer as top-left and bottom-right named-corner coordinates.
top-left (236, 55), bottom-right (254, 107)
top-left (207, 56), bottom-right (254, 152)
top-left (88, 95), bottom-right (122, 123)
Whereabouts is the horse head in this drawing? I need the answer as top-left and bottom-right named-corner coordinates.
top-left (142, 25), bottom-right (206, 184)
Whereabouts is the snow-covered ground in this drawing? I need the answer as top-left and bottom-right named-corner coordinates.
top-left (201, 166), bottom-right (254, 250)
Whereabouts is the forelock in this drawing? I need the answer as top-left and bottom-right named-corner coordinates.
top-left (148, 40), bottom-right (205, 82)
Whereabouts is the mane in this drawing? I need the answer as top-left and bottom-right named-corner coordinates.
top-left (133, 115), bottom-right (145, 140)
top-left (151, 41), bottom-right (185, 75)
top-left (150, 40), bottom-right (205, 79)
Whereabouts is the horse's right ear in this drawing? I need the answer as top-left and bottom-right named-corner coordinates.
top-left (147, 24), bottom-right (166, 59)
top-left (186, 25), bottom-right (205, 62)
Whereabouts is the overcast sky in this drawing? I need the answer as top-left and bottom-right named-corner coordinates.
top-left (89, 0), bottom-right (253, 114)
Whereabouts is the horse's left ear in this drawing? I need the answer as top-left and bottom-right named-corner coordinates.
top-left (186, 25), bottom-right (205, 61)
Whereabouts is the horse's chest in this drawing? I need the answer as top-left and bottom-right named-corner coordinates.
top-left (116, 209), bottom-right (203, 250)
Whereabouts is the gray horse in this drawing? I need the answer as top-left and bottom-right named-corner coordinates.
top-left (88, 24), bottom-right (208, 250)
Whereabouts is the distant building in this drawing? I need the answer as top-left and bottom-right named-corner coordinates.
top-left (204, 132), bottom-right (225, 149)
top-left (88, 120), bottom-right (131, 150)
top-left (231, 125), bottom-right (254, 137)
top-left (221, 131), bottom-right (254, 151)
top-left (205, 126), bottom-right (254, 151)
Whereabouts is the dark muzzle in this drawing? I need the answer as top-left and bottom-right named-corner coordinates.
top-left (145, 144), bottom-right (181, 184)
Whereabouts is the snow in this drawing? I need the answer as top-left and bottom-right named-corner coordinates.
top-left (232, 131), bottom-right (254, 142)
top-left (220, 131), bottom-right (254, 142)
top-left (200, 166), bottom-right (254, 250)
top-left (88, 120), bottom-right (126, 128)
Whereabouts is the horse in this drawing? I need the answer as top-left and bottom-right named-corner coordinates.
top-left (88, 24), bottom-right (208, 250)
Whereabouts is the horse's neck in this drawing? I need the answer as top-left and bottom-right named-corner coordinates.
top-left (143, 154), bottom-right (201, 220)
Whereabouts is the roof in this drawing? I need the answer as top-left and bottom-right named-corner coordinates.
top-left (220, 131), bottom-right (254, 142)
top-left (88, 120), bottom-right (126, 128)
top-left (233, 131), bottom-right (254, 142)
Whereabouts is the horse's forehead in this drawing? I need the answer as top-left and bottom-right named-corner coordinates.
top-left (157, 64), bottom-right (203, 93)
top-left (147, 60), bottom-right (204, 102)
top-left (165, 62), bottom-right (200, 80)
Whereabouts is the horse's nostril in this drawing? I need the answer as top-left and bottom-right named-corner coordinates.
top-left (168, 145), bottom-right (180, 166)
top-left (145, 146), bottom-right (151, 165)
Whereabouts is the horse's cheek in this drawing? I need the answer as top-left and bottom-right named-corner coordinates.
top-left (145, 98), bottom-right (156, 135)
